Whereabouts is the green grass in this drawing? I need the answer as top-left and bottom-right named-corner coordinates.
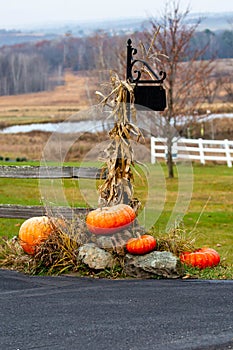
top-left (182, 264), bottom-right (233, 280)
top-left (153, 164), bottom-right (233, 265)
top-left (0, 162), bottom-right (232, 274)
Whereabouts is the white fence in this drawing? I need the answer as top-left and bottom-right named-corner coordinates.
top-left (151, 137), bottom-right (233, 167)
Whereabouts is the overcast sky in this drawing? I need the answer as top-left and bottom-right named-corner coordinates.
top-left (0, 0), bottom-right (232, 29)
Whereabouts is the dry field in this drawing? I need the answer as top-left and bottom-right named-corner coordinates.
top-left (0, 63), bottom-right (232, 161)
top-left (0, 131), bottom-right (111, 161)
top-left (0, 70), bottom-right (103, 160)
top-left (0, 71), bottom-right (99, 128)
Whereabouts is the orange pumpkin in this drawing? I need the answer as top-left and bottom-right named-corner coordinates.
top-left (126, 235), bottom-right (157, 255)
top-left (18, 216), bottom-right (58, 255)
top-left (199, 248), bottom-right (221, 266)
top-left (180, 247), bottom-right (220, 269)
top-left (86, 204), bottom-right (136, 235)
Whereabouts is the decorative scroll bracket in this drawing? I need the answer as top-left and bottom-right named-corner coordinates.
top-left (126, 38), bottom-right (167, 111)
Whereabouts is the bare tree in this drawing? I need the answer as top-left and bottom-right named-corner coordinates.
top-left (142, 1), bottom-right (215, 178)
top-left (223, 76), bottom-right (233, 103)
top-left (0, 52), bottom-right (50, 95)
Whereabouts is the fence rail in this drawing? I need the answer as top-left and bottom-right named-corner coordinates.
top-left (0, 166), bottom-right (103, 219)
top-left (0, 166), bottom-right (103, 179)
top-left (151, 137), bottom-right (233, 167)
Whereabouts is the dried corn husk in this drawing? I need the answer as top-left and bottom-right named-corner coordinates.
top-left (97, 73), bottom-right (145, 212)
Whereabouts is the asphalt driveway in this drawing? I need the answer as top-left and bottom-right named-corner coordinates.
top-left (0, 269), bottom-right (232, 350)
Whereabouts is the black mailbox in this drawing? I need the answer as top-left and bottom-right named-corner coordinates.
top-left (126, 38), bottom-right (167, 112)
top-left (130, 85), bottom-right (166, 111)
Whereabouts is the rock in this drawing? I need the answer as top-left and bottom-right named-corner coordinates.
top-left (77, 243), bottom-right (115, 270)
top-left (95, 235), bottom-right (115, 250)
top-left (124, 251), bottom-right (184, 279)
top-left (95, 229), bottom-right (134, 255)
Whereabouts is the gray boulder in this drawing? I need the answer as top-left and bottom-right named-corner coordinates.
top-left (124, 251), bottom-right (184, 279)
top-left (77, 243), bottom-right (115, 270)
top-left (95, 229), bottom-right (133, 255)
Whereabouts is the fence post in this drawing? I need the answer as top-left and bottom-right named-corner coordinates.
top-left (151, 136), bottom-right (156, 164)
top-left (198, 138), bottom-right (205, 164)
top-left (150, 137), bottom-right (233, 166)
top-left (224, 139), bottom-right (232, 167)
top-left (173, 138), bottom-right (178, 160)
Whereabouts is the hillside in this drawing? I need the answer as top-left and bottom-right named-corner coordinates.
top-left (0, 12), bottom-right (232, 47)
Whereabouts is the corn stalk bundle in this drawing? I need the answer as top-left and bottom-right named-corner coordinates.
top-left (97, 73), bottom-right (144, 212)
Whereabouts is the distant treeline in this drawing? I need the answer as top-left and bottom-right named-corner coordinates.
top-left (0, 28), bottom-right (232, 96)
top-left (192, 29), bottom-right (233, 59)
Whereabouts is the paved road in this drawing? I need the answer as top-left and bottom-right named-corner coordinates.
top-left (0, 269), bottom-right (232, 350)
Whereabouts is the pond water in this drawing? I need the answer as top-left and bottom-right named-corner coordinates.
top-left (0, 113), bottom-right (232, 134)
top-left (0, 120), bottom-right (112, 134)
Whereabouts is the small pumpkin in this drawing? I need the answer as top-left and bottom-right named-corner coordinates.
top-left (86, 204), bottom-right (136, 235)
top-left (126, 235), bottom-right (156, 255)
top-left (18, 216), bottom-right (61, 255)
top-left (180, 247), bottom-right (220, 269)
top-left (199, 247), bottom-right (221, 266)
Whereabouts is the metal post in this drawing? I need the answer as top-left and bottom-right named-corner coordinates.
top-left (126, 39), bottom-right (133, 81)
top-left (125, 38), bottom-right (167, 113)
top-left (126, 39), bottom-right (133, 121)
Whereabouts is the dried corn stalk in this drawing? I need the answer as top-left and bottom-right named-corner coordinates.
top-left (97, 73), bottom-right (144, 212)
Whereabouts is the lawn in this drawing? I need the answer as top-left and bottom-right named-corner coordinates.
top-left (0, 162), bottom-right (232, 268)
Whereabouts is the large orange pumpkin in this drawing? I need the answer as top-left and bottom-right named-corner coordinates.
top-left (19, 216), bottom-right (57, 255)
top-left (126, 235), bottom-right (157, 255)
top-left (86, 204), bottom-right (136, 235)
top-left (180, 247), bottom-right (220, 269)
